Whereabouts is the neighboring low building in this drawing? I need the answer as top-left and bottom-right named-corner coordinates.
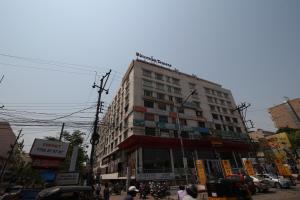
top-left (95, 58), bottom-right (251, 182)
top-left (249, 129), bottom-right (275, 142)
top-left (269, 98), bottom-right (300, 129)
top-left (0, 122), bottom-right (16, 169)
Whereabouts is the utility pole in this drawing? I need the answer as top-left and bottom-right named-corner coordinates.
top-left (0, 129), bottom-right (23, 183)
top-left (59, 123), bottom-right (65, 141)
top-left (232, 103), bottom-right (260, 170)
top-left (175, 89), bottom-right (197, 185)
top-left (89, 70), bottom-right (111, 186)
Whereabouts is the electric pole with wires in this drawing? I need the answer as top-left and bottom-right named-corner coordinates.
top-left (89, 69), bottom-right (111, 186)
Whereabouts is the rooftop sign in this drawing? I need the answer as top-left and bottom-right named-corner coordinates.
top-left (136, 52), bottom-right (172, 68)
top-left (30, 139), bottom-right (69, 159)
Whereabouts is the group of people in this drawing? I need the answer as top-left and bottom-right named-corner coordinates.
top-left (177, 184), bottom-right (199, 200)
top-left (93, 183), bottom-right (139, 200)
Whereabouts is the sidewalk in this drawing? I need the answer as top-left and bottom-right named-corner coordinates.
top-left (109, 191), bottom-right (178, 200)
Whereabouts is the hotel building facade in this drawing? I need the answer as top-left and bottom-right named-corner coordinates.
top-left (95, 59), bottom-right (251, 182)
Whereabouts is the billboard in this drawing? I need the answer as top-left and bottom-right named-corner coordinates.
top-left (266, 132), bottom-right (291, 149)
top-left (30, 139), bottom-right (69, 159)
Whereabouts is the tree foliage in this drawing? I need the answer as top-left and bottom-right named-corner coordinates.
top-left (45, 130), bottom-right (88, 172)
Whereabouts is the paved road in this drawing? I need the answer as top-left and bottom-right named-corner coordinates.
top-left (108, 184), bottom-right (300, 200)
top-left (253, 184), bottom-right (300, 200)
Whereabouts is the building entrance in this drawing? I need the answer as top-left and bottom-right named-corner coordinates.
top-left (203, 159), bottom-right (224, 179)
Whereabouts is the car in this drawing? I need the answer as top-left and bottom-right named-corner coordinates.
top-left (36, 186), bottom-right (94, 200)
top-left (257, 174), bottom-right (291, 189)
top-left (250, 176), bottom-right (270, 193)
top-left (0, 185), bottom-right (23, 200)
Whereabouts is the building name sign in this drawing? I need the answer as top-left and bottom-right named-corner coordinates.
top-left (56, 172), bottom-right (80, 185)
top-left (136, 52), bottom-right (172, 68)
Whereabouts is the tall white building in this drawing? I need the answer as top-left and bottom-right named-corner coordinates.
top-left (95, 58), bottom-right (250, 182)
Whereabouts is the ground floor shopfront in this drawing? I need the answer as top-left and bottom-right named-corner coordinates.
top-left (97, 135), bottom-right (251, 183)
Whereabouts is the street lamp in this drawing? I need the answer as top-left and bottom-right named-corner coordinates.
top-left (174, 89), bottom-right (197, 185)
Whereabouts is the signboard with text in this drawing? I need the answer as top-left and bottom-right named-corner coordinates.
top-left (30, 139), bottom-right (69, 159)
top-left (243, 159), bottom-right (255, 176)
top-left (196, 160), bottom-right (207, 185)
top-left (222, 160), bottom-right (232, 176)
top-left (56, 172), bottom-right (80, 185)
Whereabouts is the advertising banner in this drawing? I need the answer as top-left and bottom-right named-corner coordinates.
top-left (221, 160), bottom-right (232, 176)
top-left (243, 159), bottom-right (255, 176)
top-left (30, 139), bottom-right (69, 159)
top-left (275, 159), bottom-right (286, 176)
top-left (196, 160), bottom-right (206, 185)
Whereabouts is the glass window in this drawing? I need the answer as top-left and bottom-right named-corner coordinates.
top-left (193, 101), bottom-right (200, 108)
top-left (167, 85), bottom-right (172, 92)
top-left (212, 114), bottom-right (219, 120)
top-left (158, 103), bottom-right (167, 110)
top-left (178, 107), bottom-right (184, 113)
top-left (143, 69), bottom-right (152, 77)
top-left (172, 78), bottom-right (180, 85)
top-left (181, 131), bottom-right (189, 138)
top-left (189, 83), bottom-right (196, 89)
top-left (179, 119), bottom-right (187, 125)
top-left (215, 124), bottom-right (222, 130)
top-left (159, 115), bottom-right (168, 123)
top-left (225, 116), bottom-right (231, 122)
top-left (232, 118), bottom-right (238, 123)
top-left (144, 90), bottom-right (153, 97)
top-left (228, 126), bottom-right (234, 132)
top-left (173, 150), bottom-right (183, 168)
top-left (157, 93), bottom-right (165, 100)
top-left (168, 96), bottom-right (173, 101)
top-left (156, 82), bottom-right (164, 91)
top-left (207, 96), bottom-right (213, 102)
top-left (143, 148), bottom-right (172, 173)
top-left (173, 87), bottom-right (181, 94)
top-left (171, 117), bottom-right (177, 124)
top-left (210, 105), bottom-right (216, 111)
top-left (227, 101), bottom-right (232, 106)
top-left (175, 97), bottom-right (183, 104)
top-left (223, 93), bottom-right (229, 98)
top-left (236, 127), bottom-right (242, 133)
top-left (143, 79), bottom-right (152, 88)
top-left (144, 100), bottom-right (154, 108)
top-left (145, 113), bottom-right (155, 121)
top-left (198, 121), bottom-right (205, 128)
top-left (166, 76), bottom-right (171, 82)
top-left (145, 127), bottom-right (156, 136)
top-left (222, 108), bottom-right (228, 113)
top-left (196, 111), bottom-right (203, 117)
top-left (155, 73), bottom-right (164, 81)
top-left (204, 88), bottom-right (210, 94)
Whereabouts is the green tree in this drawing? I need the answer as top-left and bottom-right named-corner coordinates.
top-left (45, 130), bottom-right (88, 172)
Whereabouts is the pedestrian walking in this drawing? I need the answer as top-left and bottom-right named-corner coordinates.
top-left (183, 185), bottom-right (198, 200)
top-left (103, 183), bottom-right (110, 200)
top-left (177, 185), bottom-right (186, 200)
top-left (123, 186), bottom-right (139, 200)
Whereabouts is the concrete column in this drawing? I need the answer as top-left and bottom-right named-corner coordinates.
top-left (138, 147), bottom-right (143, 173)
top-left (232, 151), bottom-right (239, 168)
top-left (170, 148), bottom-right (175, 173)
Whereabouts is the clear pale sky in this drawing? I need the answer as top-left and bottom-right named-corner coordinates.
top-left (0, 0), bottom-right (299, 152)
